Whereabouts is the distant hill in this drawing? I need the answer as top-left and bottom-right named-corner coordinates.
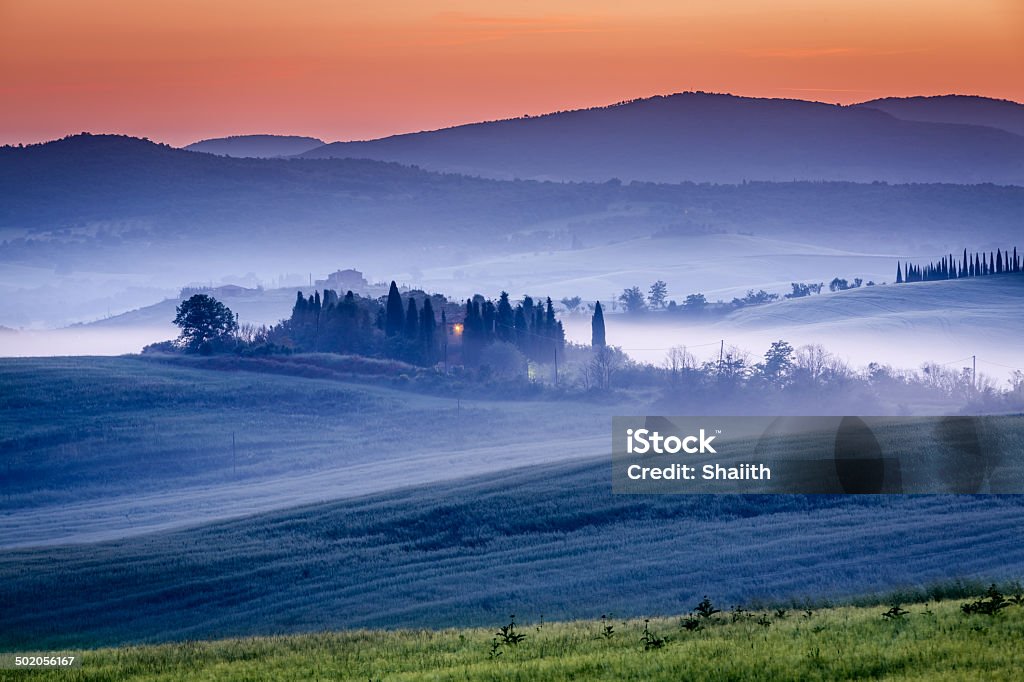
top-left (299, 92), bottom-right (1024, 185)
top-left (184, 134), bottom-right (325, 158)
top-left (724, 271), bottom-right (1024, 334)
top-left (857, 95), bottom-right (1024, 138)
top-left (81, 286), bottom-right (303, 332)
top-left (2, 133), bottom-right (1023, 265)
top-left (712, 273), bottom-right (1024, 378)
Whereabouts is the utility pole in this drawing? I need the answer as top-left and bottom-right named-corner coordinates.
top-left (553, 338), bottom-right (559, 386)
top-left (972, 355), bottom-right (977, 392)
top-left (718, 340), bottom-right (724, 375)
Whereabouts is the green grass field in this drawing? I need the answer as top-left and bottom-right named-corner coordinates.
top-left (5, 597), bottom-right (1022, 681)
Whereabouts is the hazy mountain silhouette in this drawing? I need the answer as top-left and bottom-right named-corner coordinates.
top-left (4, 133), bottom-right (1024, 328)
top-left (299, 92), bottom-right (1024, 185)
top-left (857, 95), bottom-right (1024, 138)
top-left (185, 134), bottom-right (325, 158)
top-left (3, 133), bottom-right (1022, 264)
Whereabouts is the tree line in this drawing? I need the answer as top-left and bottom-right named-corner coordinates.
top-left (896, 247), bottom-right (1021, 284)
top-left (170, 282), bottom-right (565, 370)
top-left (284, 282), bottom-right (566, 367)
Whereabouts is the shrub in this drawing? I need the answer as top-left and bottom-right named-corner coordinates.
top-left (962, 585), bottom-right (1009, 615)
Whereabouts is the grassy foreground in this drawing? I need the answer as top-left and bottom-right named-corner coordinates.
top-left (7, 598), bottom-right (1023, 681)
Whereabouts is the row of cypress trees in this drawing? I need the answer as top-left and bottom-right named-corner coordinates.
top-left (383, 281), bottom-right (440, 365)
top-left (288, 289), bottom-right (376, 355)
top-left (460, 292), bottom-right (565, 366)
top-left (290, 281), bottom-right (568, 367)
top-left (896, 247), bottom-right (1020, 284)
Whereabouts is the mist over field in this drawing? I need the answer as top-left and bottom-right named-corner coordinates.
top-left (2, 91), bottom-right (1023, 656)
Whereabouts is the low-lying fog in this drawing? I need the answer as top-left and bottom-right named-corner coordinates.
top-left (1, 237), bottom-right (1021, 382)
top-left (561, 315), bottom-right (1021, 384)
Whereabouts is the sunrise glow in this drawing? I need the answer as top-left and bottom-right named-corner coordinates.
top-left (1, 0), bottom-right (1022, 145)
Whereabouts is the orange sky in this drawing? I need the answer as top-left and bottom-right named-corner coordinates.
top-left (1, 0), bottom-right (1022, 147)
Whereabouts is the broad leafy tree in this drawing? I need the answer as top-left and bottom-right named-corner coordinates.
top-left (173, 294), bottom-right (238, 353)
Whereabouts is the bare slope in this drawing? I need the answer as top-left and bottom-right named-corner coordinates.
top-left (562, 273), bottom-right (1024, 375)
top-left (715, 273), bottom-right (1024, 375)
top-left (2, 455), bottom-right (1022, 648)
top-left (0, 357), bottom-right (613, 548)
top-left (723, 272), bottom-right (1024, 335)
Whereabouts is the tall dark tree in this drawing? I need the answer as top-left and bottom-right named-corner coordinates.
top-left (496, 291), bottom-right (514, 342)
top-left (482, 300), bottom-right (496, 342)
top-left (292, 291), bottom-right (307, 317)
top-left (385, 281), bottom-right (404, 337)
top-left (513, 305), bottom-right (528, 348)
top-left (419, 298), bottom-right (437, 364)
top-left (592, 301), bottom-right (606, 347)
top-left (896, 262), bottom-right (903, 284)
top-left (404, 297), bottom-right (419, 340)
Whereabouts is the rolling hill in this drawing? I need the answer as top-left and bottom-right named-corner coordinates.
top-left (722, 271), bottom-right (1024, 335)
top-left (0, 356), bottom-right (615, 547)
top-left (858, 95), bottom-right (1024, 138)
top-left (2, 358), bottom-right (1021, 649)
top-left (3, 444), bottom-right (1023, 648)
top-left (298, 92), bottom-right (1024, 185)
top-left (583, 273), bottom-right (1024, 377)
top-left (4, 133), bottom-right (1024, 330)
top-left (184, 134), bottom-right (325, 158)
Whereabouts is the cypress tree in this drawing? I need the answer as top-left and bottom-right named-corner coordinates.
top-left (404, 298), bottom-right (418, 340)
top-left (496, 292), bottom-right (514, 342)
top-left (292, 291), bottom-right (307, 317)
top-left (463, 299), bottom-right (483, 366)
top-left (997, 249), bottom-right (1003, 273)
top-left (513, 305), bottom-right (528, 352)
top-left (592, 301), bottom-right (606, 347)
top-left (419, 298), bottom-right (436, 364)
top-left (533, 307), bottom-right (545, 357)
top-left (482, 300), bottom-right (496, 342)
top-left (896, 262), bottom-right (903, 284)
top-left (522, 296), bottom-right (535, 330)
top-left (385, 281), bottom-right (404, 337)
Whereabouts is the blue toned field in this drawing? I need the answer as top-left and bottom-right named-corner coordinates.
top-left (0, 357), bottom-right (1021, 655)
